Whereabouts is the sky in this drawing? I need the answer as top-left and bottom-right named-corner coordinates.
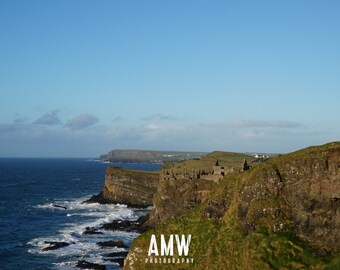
top-left (1, 0), bottom-right (340, 157)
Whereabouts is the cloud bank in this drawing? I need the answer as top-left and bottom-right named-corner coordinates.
top-left (33, 111), bottom-right (61, 125)
top-left (222, 119), bottom-right (302, 129)
top-left (142, 114), bottom-right (178, 122)
top-left (64, 114), bottom-right (99, 130)
top-left (0, 115), bottom-right (332, 157)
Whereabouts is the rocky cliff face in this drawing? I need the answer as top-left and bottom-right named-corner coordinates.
top-left (124, 142), bottom-right (340, 269)
top-left (142, 151), bottom-right (255, 230)
top-left (142, 169), bottom-right (218, 230)
top-left (231, 144), bottom-right (340, 254)
top-left (87, 167), bottom-right (159, 207)
top-left (275, 146), bottom-right (340, 252)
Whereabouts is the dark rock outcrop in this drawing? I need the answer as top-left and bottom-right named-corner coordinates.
top-left (85, 167), bottom-right (159, 207)
top-left (42, 241), bottom-right (70, 251)
top-left (104, 251), bottom-right (129, 257)
top-left (52, 204), bottom-right (67, 209)
top-left (82, 227), bottom-right (103, 235)
top-left (111, 258), bottom-right (125, 268)
top-left (97, 240), bottom-right (126, 248)
top-left (76, 260), bottom-right (105, 270)
top-left (100, 214), bottom-right (148, 232)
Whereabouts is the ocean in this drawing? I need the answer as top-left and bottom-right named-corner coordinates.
top-left (0, 158), bottom-right (161, 270)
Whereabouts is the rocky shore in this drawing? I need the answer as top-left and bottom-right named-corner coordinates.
top-left (41, 213), bottom-right (149, 269)
top-left (46, 166), bottom-right (160, 269)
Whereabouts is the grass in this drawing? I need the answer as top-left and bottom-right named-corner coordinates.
top-left (106, 166), bottom-right (160, 175)
top-left (124, 142), bottom-right (340, 270)
top-left (164, 151), bottom-right (256, 173)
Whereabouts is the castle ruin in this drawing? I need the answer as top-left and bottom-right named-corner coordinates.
top-left (163, 159), bottom-right (250, 183)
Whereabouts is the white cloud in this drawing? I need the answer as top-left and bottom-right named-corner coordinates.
top-left (64, 114), bottom-right (99, 130)
top-left (0, 118), bottom-right (332, 157)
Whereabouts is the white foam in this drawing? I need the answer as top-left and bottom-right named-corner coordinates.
top-left (87, 159), bottom-right (112, 165)
top-left (35, 202), bottom-right (55, 209)
top-left (52, 261), bottom-right (77, 269)
top-left (35, 197), bottom-right (136, 217)
top-left (28, 195), bottom-right (148, 269)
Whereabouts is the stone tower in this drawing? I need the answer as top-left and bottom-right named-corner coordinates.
top-left (242, 158), bottom-right (249, 171)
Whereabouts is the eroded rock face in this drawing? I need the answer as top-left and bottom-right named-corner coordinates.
top-left (87, 167), bottom-right (159, 207)
top-left (279, 148), bottom-right (340, 253)
top-left (143, 170), bottom-right (218, 229)
top-left (228, 144), bottom-right (340, 253)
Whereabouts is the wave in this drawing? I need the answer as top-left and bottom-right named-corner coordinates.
top-left (28, 196), bottom-right (147, 269)
top-left (86, 159), bottom-right (112, 165)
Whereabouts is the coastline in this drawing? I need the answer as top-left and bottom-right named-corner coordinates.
top-left (0, 158), bottom-right (160, 270)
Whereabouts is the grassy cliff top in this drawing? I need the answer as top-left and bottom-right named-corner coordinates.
top-left (163, 151), bottom-right (256, 172)
top-left (270, 141), bottom-right (340, 163)
top-left (106, 166), bottom-right (160, 176)
top-left (100, 150), bottom-right (206, 163)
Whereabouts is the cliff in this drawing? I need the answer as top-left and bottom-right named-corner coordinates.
top-left (142, 151), bottom-right (255, 229)
top-left (124, 142), bottom-right (340, 269)
top-left (142, 170), bottom-right (218, 230)
top-left (99, 149), bottom-right (206, 163)
top-left (87, 167), bottom-right (159, 207)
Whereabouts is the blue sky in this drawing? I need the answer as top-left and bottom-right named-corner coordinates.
top-left (1, 0), bottom-right (339, 157)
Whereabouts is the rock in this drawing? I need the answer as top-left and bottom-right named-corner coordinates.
top-left (136, 213), bottom-right (149, 224)
top-left (42, 241), bottom-right (70, 251)
top-left (83, 167), bottom-right (159, 207)
top-left (83, 194), bottom-right (104, 204)
top-left (96, 240), bottom-right (126, 248)
top-left (100, 219), bottom-right (140, 232)
top-left (111, 257), bottom-right (125, 268)
top-left (76, 260), bottom-right (105, 270)
top-left (52, 204), bottom-right (67, 209)
top-left (99, 215), bottom-right (149, 234)
top-left (103, 251), bottom-right (129, 257)
top-left (82, 227), bottom-right (103, 235)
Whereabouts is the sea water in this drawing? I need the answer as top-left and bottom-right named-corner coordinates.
top-left (0, 158), bottom-right (161, 270)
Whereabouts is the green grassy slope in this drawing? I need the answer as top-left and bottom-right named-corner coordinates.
top-left (124, 142), bottom-right (340, 270)
top-left (164, 151), bottom-right (257, 173)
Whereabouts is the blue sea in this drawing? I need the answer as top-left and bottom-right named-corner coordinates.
top-left (0, 158), bottom-right (161, 270)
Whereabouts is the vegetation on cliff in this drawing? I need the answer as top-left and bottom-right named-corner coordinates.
top-left (124, 142), bottom-right (340, 269)
top-left (143, 151), bottom-right (256, 230)
top-left (164, 151), bottom-right (256, 173)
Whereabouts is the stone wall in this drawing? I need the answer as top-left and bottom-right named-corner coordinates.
top-left (142, 168), bottom-right (222, 230)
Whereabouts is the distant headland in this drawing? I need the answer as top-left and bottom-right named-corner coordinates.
top-left (99, 149), bottom-right (207, 163)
